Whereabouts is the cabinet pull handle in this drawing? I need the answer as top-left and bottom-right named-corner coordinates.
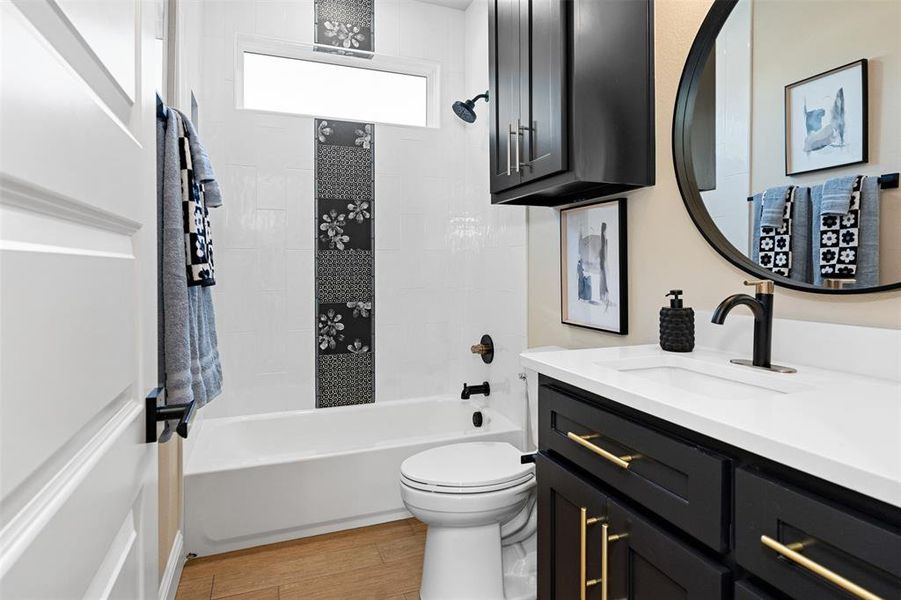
top-left (514, 118), bottom-right (522, 173)
top-left (579, 507), bottom-right (601, 600)
top-left (506, 122), bottom-right (514, 176)
top-left (760, 535), bottom-right (883, 600)
top-left (567, 431), bottom-right (635, 469)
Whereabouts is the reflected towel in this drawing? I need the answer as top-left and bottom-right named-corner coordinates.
top-left (751, 187), bottom-right (811, 283)
top-left (760, 186), bottom-right (792, 227)
top-left (812, 177), bottom-right (879, 288)
top-left (821, 175), bottom-right (857, 215)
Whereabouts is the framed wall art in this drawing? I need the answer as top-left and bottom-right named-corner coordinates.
top-left (560, 199), bottom-right (628, 334)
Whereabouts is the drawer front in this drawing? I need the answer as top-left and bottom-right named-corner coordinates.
top-left (536, 453), bottom-right (608, 599)
top-left (540, 384), bottom-right (729, 551)
top-left (734, 580), bottom-right (778, 600)
top-left (735, 468), bottom-right (901, 600)
top-left (606, 498), bottom-right (730, 599)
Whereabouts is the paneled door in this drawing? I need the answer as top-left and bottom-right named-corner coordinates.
top-left (1, 1), bottom-right (160, 598)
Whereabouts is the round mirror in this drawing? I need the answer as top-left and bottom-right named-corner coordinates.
top-left (674, 0), bottom-right (901, 294)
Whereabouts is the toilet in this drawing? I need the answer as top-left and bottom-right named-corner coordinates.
top-left (399, 347), bottom-right (562, 600)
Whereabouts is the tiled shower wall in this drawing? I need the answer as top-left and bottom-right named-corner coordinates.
top-left (199, 0), bottom-right (527, 435)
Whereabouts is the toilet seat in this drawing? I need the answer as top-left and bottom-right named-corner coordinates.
top-left (400, 442), bottom-right (534, 494)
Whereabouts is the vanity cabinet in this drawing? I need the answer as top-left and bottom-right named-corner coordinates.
top-left (536, 375), bottom-right (901, 600)
top-left (540, 384), bottom-right (729, 551)
top-left (488, 0), bottom-right (655, 206)
top-left (735, 469), bottom-right (901, 599)
top-left (536, 453), bottom-right (729, 599)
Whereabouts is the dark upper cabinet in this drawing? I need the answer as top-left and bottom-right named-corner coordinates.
top-left (489, 0), bottom-right (655, 206)
top-left (489, 0), bottom-right (523, 190)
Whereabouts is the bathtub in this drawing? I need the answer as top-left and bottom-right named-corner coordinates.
top-left (184, 397), bottom-right (524, 556)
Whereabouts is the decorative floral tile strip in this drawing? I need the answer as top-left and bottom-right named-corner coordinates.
top-left (315, 119), bottom-right (375, 408)
top-left (315, 0), bottom-right (374, 56)
top-left (317, 353), bottom-right (374, 407)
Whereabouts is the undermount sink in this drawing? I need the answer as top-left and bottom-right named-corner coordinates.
top-left (595, 355), bottom-right (812, 400)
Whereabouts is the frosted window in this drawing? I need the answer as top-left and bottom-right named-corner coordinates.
top-left (243, 52), bottom-right (428, 127)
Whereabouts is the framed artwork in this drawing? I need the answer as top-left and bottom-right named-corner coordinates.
top-left (560, 199), bottom-right (628, 335)
top-left (785, 59), bottom-right (868, 176)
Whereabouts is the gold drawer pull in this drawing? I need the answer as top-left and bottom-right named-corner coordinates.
top-left (567, 432), bottom-right (635, 469)
top-left (580, 507), bottom-right (601, 600)
top-left (580, 509), bottom-right (628, 600)
top-left (760, 535), bottom-right (884, 600)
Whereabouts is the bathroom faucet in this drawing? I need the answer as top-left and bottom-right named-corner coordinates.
top-left (461, 382), bottom-right (490, 399)
top-left (711, 280), bottom-right (796, 373)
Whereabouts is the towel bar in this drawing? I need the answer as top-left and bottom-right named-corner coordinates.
top-left (746, 172), bottom-right (899, 201)
top-left (145, 387), bottom-right (196, 443)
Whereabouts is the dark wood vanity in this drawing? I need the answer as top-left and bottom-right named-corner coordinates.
top-left (536, 375), bottom-right (901, 599)
top-left (487, 0), bottom-right (655, 206)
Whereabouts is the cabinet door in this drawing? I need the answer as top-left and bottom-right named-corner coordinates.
top-left (488, 0), bottom-right (523, 193)
top-left (519, 0), bottom-right (566, 184)
top-left (606, 498), bottom-right (731, 600)
top-left (536, 453), bottom-right (608, 600)
top-left (735, 468), bottom-right (901, 600)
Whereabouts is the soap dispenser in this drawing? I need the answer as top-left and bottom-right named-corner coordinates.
top-left (660, 290), bottom-right (694, 352)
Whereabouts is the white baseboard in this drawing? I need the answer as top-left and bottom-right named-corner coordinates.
top-left (159, 530), bottom-right (184, 600)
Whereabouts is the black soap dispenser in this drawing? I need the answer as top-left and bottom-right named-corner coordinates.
top-left (660, 290), bottom-right (694, 352)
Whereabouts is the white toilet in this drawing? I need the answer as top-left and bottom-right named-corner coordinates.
top-left (399, 347), bottom-right (561, 600)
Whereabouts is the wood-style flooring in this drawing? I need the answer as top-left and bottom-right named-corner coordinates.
top-left (176, 518), bottom-right (426, 600)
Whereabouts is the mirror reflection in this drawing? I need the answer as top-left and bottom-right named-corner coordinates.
top-left (691, 0), bottom-right (900, 290)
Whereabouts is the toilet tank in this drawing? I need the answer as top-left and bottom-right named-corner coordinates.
top-left (523, 346), bottom-right (565, 451)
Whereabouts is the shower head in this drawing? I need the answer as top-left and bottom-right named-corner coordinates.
top-left (452, 91), bottom-right (489, 123)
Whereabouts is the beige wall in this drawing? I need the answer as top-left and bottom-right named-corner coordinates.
top-left (528, 0), bottom-right (901, 350)
top-left (750, 0), bottom-right (901, 283)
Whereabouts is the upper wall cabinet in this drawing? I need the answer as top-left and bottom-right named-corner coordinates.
top-left (489, 0), bottom-right (655, 206)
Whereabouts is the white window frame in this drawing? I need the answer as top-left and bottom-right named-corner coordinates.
top-left (235, 34), bottom-right (441, 129)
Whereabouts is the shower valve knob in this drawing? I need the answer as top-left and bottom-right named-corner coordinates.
top-left (470, 334), bottom-right (494, 364)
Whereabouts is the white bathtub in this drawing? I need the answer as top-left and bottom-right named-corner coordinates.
top-left (184, 397), bottom-right (524, 556)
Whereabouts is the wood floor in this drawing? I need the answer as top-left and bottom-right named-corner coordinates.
top-left (176, 518), bottom-right (426, 600)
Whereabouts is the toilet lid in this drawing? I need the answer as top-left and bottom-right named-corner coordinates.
top-left (400, 442), bottom-right (533, 490)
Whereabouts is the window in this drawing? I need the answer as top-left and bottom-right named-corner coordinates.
top-left (238, 39), bottom-right (437, 128)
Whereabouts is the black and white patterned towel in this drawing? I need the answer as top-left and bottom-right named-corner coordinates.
top-left (819, 176), bottom-right (863, 279)
top-left (758, 186), bottom-right (795, 277)
top-left (178, 116), bottom-right (216, 287)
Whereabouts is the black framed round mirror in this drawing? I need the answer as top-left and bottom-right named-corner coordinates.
top-left (673, 0), bottom-right (901, 294)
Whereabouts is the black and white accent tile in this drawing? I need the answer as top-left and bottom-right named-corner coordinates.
top-left (315, 0), bottom-right (374, 56)
top-left (315, 119), bottom-right (375, 407)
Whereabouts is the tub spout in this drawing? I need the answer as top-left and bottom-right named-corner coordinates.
top-left (461, 381), bottom-right (490, 399)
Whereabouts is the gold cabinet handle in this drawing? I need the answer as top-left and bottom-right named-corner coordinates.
top-left (579, 508), bottom-right (601, 600)
top-left (567, 432), bottom-right (635, 469)
top-left (760, 535), bottom-right (883, 600)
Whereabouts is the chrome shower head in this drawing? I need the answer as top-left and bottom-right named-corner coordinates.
top-left (452, 91), bottom-right (489, 123)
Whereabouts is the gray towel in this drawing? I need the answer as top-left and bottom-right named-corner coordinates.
top-left (821, 175), bottom-right (856, 215)
top-left (160, 110), bottom-right (223, 407)
top-left (751, 188), bottom-right (812, 283)
top-left (760, 186), bottom-right (792, 227)
top-left (811, 177), bottom-right (879, 288)
top-left (176, 109), bottom-right (223, 208)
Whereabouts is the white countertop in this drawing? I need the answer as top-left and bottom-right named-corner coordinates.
top-left (522, 344), bottom-right (901, 508)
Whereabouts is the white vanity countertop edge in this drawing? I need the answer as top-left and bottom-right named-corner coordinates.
top-left (522, 345), bottom-right (901, 509)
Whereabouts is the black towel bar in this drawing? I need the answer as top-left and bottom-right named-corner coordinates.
top-left (145, 387), bottom-right (195, 443)
top-left (746, 172), bottom-right (899, 201)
